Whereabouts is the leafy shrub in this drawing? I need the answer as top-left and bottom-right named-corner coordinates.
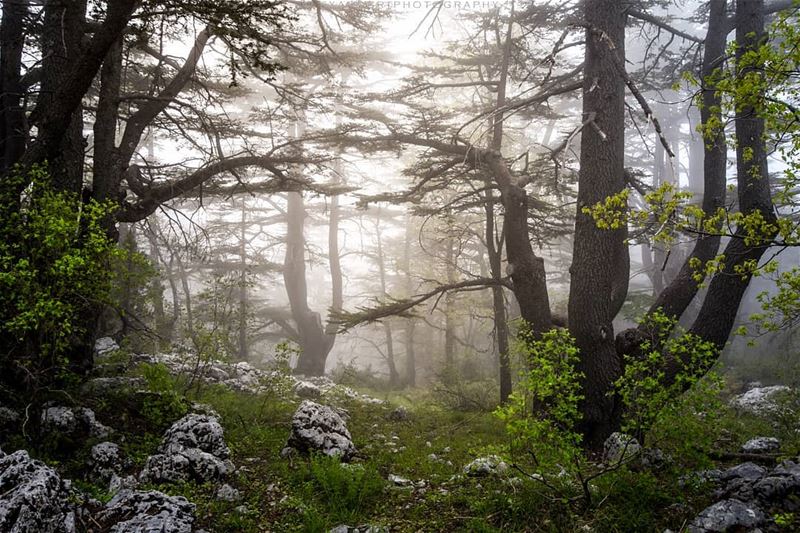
top-left (0, 165), bottom-right (124, 398)
top-left (138, 363), bottom-right (189, 428)
top-left (494, 326), bottom-right (584, 468)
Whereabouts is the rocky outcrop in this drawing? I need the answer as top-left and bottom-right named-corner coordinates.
top-left (688, 499), bottom-right (765, 533)
top-left (686, 459), bottom-right (800, 531)
top-left (0, 450), bottom-right (76, 533)
top-left (741, 436), bottom-right (780, 454)
top-left (140, 413), bottom-right (233, 484)
top-left (730, 386), bottom-right (791, 416)
top-left (284, 400), bottom-right (356, 460)
top-left (87, 442), bottom-right (126, 487)
top-left (40, 406), bottom-right (111, 438)
top-left (96, 489), bottom-right (195, 533)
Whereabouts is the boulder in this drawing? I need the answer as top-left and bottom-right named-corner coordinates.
top-left (687, 499), bottom-right (765, 532)
top-left (87, 442), bottom-right (125, 486)
top-left (602, 432), bottom-right (641, 464)
top-left (284, 400), bottom-right (356, 460)
top-left (140, 414), bottom-right (233, 484)
top-left (0, 406), bottom-right (20, 432)
top-left (0, 450), bottom-right (76, 533)
top-left (96, 489), bottom-right (195, 533)
top-left (741, 437), bottom-right (780, 454)
top-left (40, 406), bottom-right (111, 438)
top-left (463, 455), bottom-right (508, 477)
top-left (94, 337), bottom-right (120, 358)
top-left (730, 386), bottom-right (791, 416)
top-left (295, 381), bottom-right (322, 399)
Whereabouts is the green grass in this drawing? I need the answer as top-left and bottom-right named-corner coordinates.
top-left (5, 368), bottom-right (799, 532)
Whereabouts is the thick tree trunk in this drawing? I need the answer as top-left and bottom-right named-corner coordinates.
top-left (41, 0), bottom-right (87, 194)
top-left (675, 0), bottom-right (777, 376)
top-left (286, 192), bottom-right (335, 376)
top-left (645, 0), bottom-right (729, 323)
top-left (0, 0), bottom-right (28, 174)
top-left (569, 0), bottom-right (629, 451)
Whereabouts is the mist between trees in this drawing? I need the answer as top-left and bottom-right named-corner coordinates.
top-left (2, 0), bottom-right (800, 453)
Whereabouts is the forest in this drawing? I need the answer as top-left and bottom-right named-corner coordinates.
top-left (1, 0), bottom-right (800, 531)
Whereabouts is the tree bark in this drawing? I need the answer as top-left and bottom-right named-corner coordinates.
top-left (0, 0), bottom-right (28, 174)
top-left (40, 0), bottom-right (88, 193)
top-left (403, 215), bottom-right (417, 387)
top-left (569, 0), bottom-right (629, 451)
top-left (286, 191), bottom-right (335, 375)
top-left (675, 0), bottom-right (777, 376)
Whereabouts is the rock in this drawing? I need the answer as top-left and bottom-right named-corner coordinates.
top-left (463, 455), bottom-right (508, 477)
top-left (687, 499), bottom-right (765, 532)
top-left (741, 437), bottom-right (780, 454)
top-left (88, 442), bottom-right (124, 485)
top-left (730, 386), bottom-right (791, 416)
top-left (81, 377), bottom-right (145, 395)
top-left (638, 447), bottom-right (671, 470)
top-left (0, 406), bottom-right (20, 431)
top-left (388, 474), bottom-right (412, 487)
top-left (94, 337), bottom-right (120, 358)
top-left (40, 406), bottom-right (111, 438)
top-left (295, 381), bottom-right (322, 399)
top-left (0, 450), bottom-right (76, 532)
top-left (96, 489), bottom-right (195, 533)
top-left (215, 483), bottom-right (241, 502)
top-left (602, 432), bottom-right (641, 464)
top-left (387, 406), bottom-right (409, 421)
top-left (108, 474), bottom-right (138, 494)
top-left (722, 462), bottom-right (768, 483)
top-left (285, 400), bottom-right (356, 460)
top-left (140, 414), bottom-right (233, 484)
top-left (329, 526), bottom-right (386, 533)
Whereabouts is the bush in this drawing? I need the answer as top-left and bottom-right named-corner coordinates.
top-left (0, 165), bottom-right (124, 399)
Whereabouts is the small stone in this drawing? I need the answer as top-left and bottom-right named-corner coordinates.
top-left (602, 432), bottom-right (641, 464)
top-left (388, 474), bottom-right (412, 487)
top-left (463, 455), bottom-right (508, 477)
top-left (215, 483), bottom-right (241, 502)
top-left (387, 406), bottom-right (409, 421)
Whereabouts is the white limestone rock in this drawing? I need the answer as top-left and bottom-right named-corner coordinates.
top-left (463, 455), bottom-right (508, 477)
top-left (0, 450), bottom-right (76, 533)
top-left (96, 489), bottom-right (195, 533)
top-left (285, 400), bottom-right (356, 460)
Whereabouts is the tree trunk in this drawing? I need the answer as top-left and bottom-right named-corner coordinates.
top-left (376, 214), bottom-right (400, 387)
top-left (675, 0), bottom-right (777, 376)
top-left (403, 215), bottom-right (417, 387)
top-left (238, 197), bottom-right (249, 361)
top-left (0, 0), bottom-right (28, 174)
top-left (444, 231), bottom-right (456, 373)
top-left (286, 191), bottom-right (335, 375)
top-left (569, 0), bottom-right (629, 451)
top-left (41, 0), bottom-right (87, 194)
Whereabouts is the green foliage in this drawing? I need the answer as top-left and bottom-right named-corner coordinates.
top-left (305, 454), bottom-right (385, 524)
top-left (615, 311), bottom-right (720, 437)
top-left (0, 165), bottom-right (123, 397)
top-left (138, 363), bottom-right (189, 428)
top-left (494, 326), bottom-right (584, 469)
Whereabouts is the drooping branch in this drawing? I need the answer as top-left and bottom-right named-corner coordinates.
top-left (328, 277), bottom-right (512, 333)
top-left (627, 9), bottom-right (704, 44)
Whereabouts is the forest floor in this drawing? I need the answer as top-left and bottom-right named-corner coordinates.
top-left (4, 348), bottom-right (800, 532)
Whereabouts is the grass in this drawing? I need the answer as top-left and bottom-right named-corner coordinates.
top-left (4, 365), bottom-right (799, 532)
